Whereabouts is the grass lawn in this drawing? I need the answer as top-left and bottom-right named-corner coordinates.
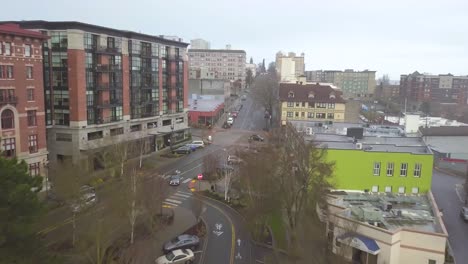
top-left (267, 210), bottom-right (287, 250)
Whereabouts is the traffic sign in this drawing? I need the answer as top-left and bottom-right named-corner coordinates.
top-left (197, 174), bottom-right (203, 180)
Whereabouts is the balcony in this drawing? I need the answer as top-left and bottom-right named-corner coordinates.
top-left (96, 99), bottom-right (123, 108)
top-left (95, 46), bottom-right (120, 54)
top-left (96, 82), bottom-right (123, 91)
top-left (0, 96), bottom-right (18, 106)
top-left (94, 116), bottom-right (123, 124)
top-left (95, 64), bottom-right (121, 72)
top-left (141, 82), bottom-right (156, 90)
top-left (140, 50), bottom-right (152, 58)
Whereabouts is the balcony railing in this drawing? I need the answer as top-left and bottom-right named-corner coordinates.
top-left (94, 116), bottom-right (123, 124)
top-left (96, 99), bottom-right (123, 108)
top-left (140, 50), bottom-right (152, 58)
top-left (96, 82), bottom-right (123, 91)
top-left (95, 64), bottom-right (121, 72)
top-left (95, 46), bottom-right (121, 54)
top-left (0, 96), bottom-right (18, 106)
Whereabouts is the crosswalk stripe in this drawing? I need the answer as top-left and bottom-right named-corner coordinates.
top-left (177, 191), bottom-right (192, 195)
top-left (182, 178), bottom-right (192, 184)
top-left (173, 193), bottom-right (191, 198)
top-left (165, 198), bottom-right (182, 204)
top-left (162, 175), bottom-right (171, 179)
top-left (163, 201), bottom-right (179, 207)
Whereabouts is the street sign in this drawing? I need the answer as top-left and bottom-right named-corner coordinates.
top-left (197, 173), bottom-right (203, 180)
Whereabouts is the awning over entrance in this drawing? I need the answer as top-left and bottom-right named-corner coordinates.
top-left (337, 233), bottom-right (380, 255)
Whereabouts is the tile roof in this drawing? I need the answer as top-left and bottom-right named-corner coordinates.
top-left (0, 23), bottom-right (48, 39)
top-left (279, 83), bottom-right (346, 103)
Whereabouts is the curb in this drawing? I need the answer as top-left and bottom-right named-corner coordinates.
top-left (434, 167), bottom-right (466, 178)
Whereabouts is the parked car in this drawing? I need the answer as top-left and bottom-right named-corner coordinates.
top-left (249, 134), bottom-right (264, 142)
top-left (71, 192), bottom-right (97, 213)
top-left (227, 117), bottom-right (234, 125)
top-left (169, 175), bottom-right (181, 186)
top-left (185, 144), bottom-right (197, 152)
top-left (241, 94), bottom-right (247, 101)
top-left (173, 146), bottom-right (192, 154)
top-left (227, 155), bottom-right (243, 165)
top-left (163, 234), bottom-right (200, 253)
top-left (187, 140), bottom-right (205, 149)
top-left (461, 207), bottom-right (468, 222)
top-left (156, 249), bottom-right (194, 264)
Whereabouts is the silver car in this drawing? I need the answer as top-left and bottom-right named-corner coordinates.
top-left (169, 175), bottom-right (181, 186)
top-left (461, 207), bottom-right (468, 222)
top-left (163, 234), bottom-right (200, 253)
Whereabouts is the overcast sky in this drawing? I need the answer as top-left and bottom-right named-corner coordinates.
top-left (3, 0), bottom-right (468, 79)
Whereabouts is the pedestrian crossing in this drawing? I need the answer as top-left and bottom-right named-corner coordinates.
top-left (158, 174), bottom-right (194, 185)
top-left (162, 191), bottom-right (193, 208)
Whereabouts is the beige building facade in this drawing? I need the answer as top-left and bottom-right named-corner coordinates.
top-left (275, 51), bottom-right (305, 82)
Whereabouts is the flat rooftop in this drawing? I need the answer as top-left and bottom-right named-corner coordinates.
top-left (188, 98), bottom-right (224, 112)
top-left (311, 133), bottom-right (431, 154)
top-left (330, 192), bottom-right (441, 233)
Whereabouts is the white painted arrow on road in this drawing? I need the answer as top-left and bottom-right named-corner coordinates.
top-left (213, 230), bottom-right (224, 236)
top-left (237, 239), bottom-right (241, 247)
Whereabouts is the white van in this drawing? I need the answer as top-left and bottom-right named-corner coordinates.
top-left (227, 117), bottom-right (234, 125)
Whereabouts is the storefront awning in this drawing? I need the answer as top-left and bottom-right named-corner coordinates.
top-left (337, 233), bottom-right (380, 255)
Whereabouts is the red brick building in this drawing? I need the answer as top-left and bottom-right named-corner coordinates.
top-left (0, 24), bottom-right (48, 176)
top-left (2, 21), bottom-right (190, 169)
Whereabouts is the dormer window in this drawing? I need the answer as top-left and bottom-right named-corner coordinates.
top-left (329, 93), bottom-right (336, 99)
top-left (308, 92), bottom-right (315, 98)
top-left (288, 91), bottom-right (294, 98)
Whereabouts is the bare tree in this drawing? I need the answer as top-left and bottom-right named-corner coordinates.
top-left (252, 74), bottom-right (279, 117)
top-left (191, 194), bottom-right (204, 223)
top-left (141, 176), bottom-right (170, 235)
top-left (202, 152), bottom-right (220, 185)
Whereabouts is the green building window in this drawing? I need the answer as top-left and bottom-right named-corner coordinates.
top-left (414, 163), bottom-right (422, 177)
top-left (386, 162), bottom-right (394, 176)
top-left (400, 163), bottom-right (408, 177)
top-left (373, 162), bottom-right (381, 176)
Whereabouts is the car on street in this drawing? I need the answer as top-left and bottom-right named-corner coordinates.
top-left (71, 192), bottom-right (97, 213)
top-left (169, 174), bottom-right (181, 186)
top-left (172, 146), bottom-right (192, 155)
top-left (227, 155), bottom-right (243, 165)
top-left (227, 117), bottom-right (234, 125)
top-left (461, 207), bottom-right (468, 222)
top-left (249, 134), bottom-right (264, 142)
top-left (163, 234), bottom-right (200, 253)
top-left (187, 140), bottom-right (205, 149)
top-left (156, 249), bottom-right (194, 264)
top-left (241, 94), bottom-right (247, 101)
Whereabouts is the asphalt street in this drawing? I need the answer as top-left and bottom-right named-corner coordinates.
top-left (431, 170), bottom-right (468, 264)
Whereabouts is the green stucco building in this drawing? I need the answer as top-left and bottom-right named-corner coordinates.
top-left (314, 133), bottom-right (433, 194)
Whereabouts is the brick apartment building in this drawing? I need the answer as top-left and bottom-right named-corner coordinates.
top-left (3, 21), bottom-right (190, 169)
top-left (0, 24), bottom-right (48, 176)
top-left (400, 71), bottom-right (468, 105)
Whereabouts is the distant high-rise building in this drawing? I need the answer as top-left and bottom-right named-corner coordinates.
top-left (188, 48), bottom-right (246, 87)
top-left (0, 23), bottom-right (49, 177)
top-left (275, 51), bottom-right (305, 82)
top-left (190, 38), bottom-right (210, 49)
top-left (400, 71), bottom-right (468, 105)
top-left (305, 69), bottom-right (376, 98)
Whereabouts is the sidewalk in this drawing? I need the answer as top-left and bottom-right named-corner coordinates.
top-left (123, 207), bottom-right (197, 263)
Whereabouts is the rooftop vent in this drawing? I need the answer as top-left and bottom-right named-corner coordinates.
top-left (356, 143), bottom-right (363, 149)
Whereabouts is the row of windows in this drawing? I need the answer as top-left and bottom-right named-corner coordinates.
top-left (373, 162), bottom-right (422, 177)
top-left (0, 43), bottom-right (32, 57)
top-left (286, 112), bottom-right (334, 119)
top-left (286, 102), bottom-right (335, 109)
top-left (1, 135), bottom-right (39, 158)
top-left (0, 110), bottom-right (37, 129)
top-left (0, 65), bottom-right (34, 79)
top-left (370, 186), bottom-right (419, 194)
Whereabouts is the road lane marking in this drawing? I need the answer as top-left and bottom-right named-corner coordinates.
top-left (179, 164), bottom-right (203, 176)
top-left (163, 201), bottom-right (179, 207)
top-left (177, 191), bottom-right (193, 195)
top-left (173, 193), bottom-right (191, 198)
top-left (182, 178), bottom-right (192, 184)
top-left (162, 204), bottom-right (173, 208)
top-left (165, 198), bottom-right (182, 204)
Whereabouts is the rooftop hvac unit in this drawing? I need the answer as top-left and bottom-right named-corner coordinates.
top-left (355, 143), bottom-right (363, 149)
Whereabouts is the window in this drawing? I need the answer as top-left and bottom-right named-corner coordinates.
top-left (316, 113), bottom-right (326, 119)
top-left (328, 103), bottom-right (335, 109)
top-left (27, 88), bottom-right (35, 101)
top-left (307, 112), bottom-right (314, 118)
top-left (308, 92), bottom-right (315, 98)
top-left (130, 124), bottom-right (142, 132)
top-left (301, 102), bottom-right (306, 107)
top-left (27, 110), bottom-right (37, 126)
top-left (371, 186), bottom-right (379, 192)
top-left (301, 112), bottom-right (305, 117)
top-left (287, 112), bottom-right (293, 117)
top-left (308, 102), bottom-right (315, 108)
top-left (29, 162), bottom-right (40, 176)
top-left (428, 260), bottom-right (436, 264)
top-left (5, 42), bottom-right (11, 56)
top-left (56, 133), bottom-right (72, 142)
top-left (0, 65), bottom-right (4, 78)
top-left (317, 103), bottom-right (327, 108)
top-left (288, 91), bottom-right (294, 98)
top-left (386, 162), bottom-right (394, 176)
top-left (295, 102), bottom-right (300, 107)
top-left (327, 113), bottom-right (334, 119)
top-left (6, 65), bottom-right (14, 79)
top-left (400, 163), bottom-right (408, 177)
top-left (295, 112), bottom-right (299, 117)
top-left (87, 131), bottom-right (103, 140)
top-left (26, 66), bottom-right (33, 79)
top-left (25, 45), bottom-right (31, 57)
top-left (412, 187), bottom-right (419, 194)
top-left (110, 127), bottom-right (124, 136)
top-left (373, 162), bottom-right (381, 176)
top-left (287, 102), bottom-right (294, 107)
top-left (28, 134), bottom-right (38, 153)
top-left (1, 109), bottom-right (14, 129)
top-left (2, 138), bottom-right (16, 157)
top-left (414, 163), bottom-right (422, 177)
top-left (398, 187), bottom-right (405, 194)
top-left (385, 186), bottom-right (392, 193)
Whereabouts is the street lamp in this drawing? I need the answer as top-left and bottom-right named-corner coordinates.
top-left (170, 122), bottom-right (175, 151)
